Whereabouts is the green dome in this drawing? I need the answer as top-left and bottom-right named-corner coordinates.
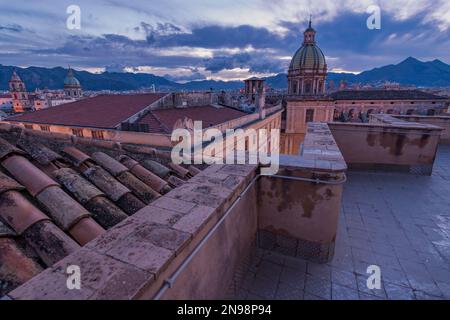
top-left (64, 68), bottom-right (81, 87)
top-left (289, 44), bottom-right (326, 71)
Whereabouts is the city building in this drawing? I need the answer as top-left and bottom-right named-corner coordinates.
top-left (64, 67), bottom-right (83, 98)
top-left (281, 21), bottom-right (450, 155)
top-left (9, 70), bottom-right (32, 113)
top-left (1, 19), bottom-right (450, 301)
top-left (6, 68), bottom-right (83, 115)
top-left (0, 94), bottom-right (13, 114)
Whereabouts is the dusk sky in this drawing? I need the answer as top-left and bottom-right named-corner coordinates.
top-left (1, 0), bottom-right (449, 82)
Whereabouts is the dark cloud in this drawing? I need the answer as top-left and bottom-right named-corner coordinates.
top-left (144, 24), bottom-right (289, 50)
top-left (12, 9), bottom-right (450, 78)
top-left (164, 71), bottom-right (206, 82)
top-left (204, 52), bottom-right (286, 74)
top-left (31, 34), bottom-right (203, 69)
top-left (0, 23), bottom-right (24, 32)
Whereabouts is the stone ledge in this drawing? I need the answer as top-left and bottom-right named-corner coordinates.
top-left (280, 122), bottom-right (347, 173)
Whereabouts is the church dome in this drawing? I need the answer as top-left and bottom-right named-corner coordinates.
top-left (289, 19), bottom-right (327, 72)
top-left (64, 68), bottom-right (81, 87)
top-left (289, 44), bottom-right (326, 71)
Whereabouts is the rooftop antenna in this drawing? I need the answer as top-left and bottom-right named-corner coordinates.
top-left (309, 14), bottom-right (312, 28)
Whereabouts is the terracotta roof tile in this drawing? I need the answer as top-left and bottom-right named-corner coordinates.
top-left (7, 93), bottom-right (168, 129)
top-left (140, 159), bottom-right (171, 179)
top-left (22, 220), bottom-right (80, 266)
top-left (83, 165), bottom-right (132, 202)
top-left (61, 146), bottom-right (92, 167)
top-left (35, 186), bottom-right (91, 231)
top-left (138, 105), bottom-right (247, 133)
top-left (53, 168), bottom-right (104, 204)
top-left (67, 217), bottom-right (106, 246)
top-left (0, 137), bottom-right (25, 160)
top-left (17, 138), bottom-right (62, 165)
top-left (2, 155), bottom-right (59, 197)
top-left (119, 155), bottom-right (171, 194)
top-left (91, 152), bottom-right (128, 177)
top-left (0, 191), bottom-right (49, 234)
top-left (0, 236), bottom-right (43, 297)
top-left (0, 170), bottom-right (24, 194)
top-left (167, 162), bottom-right (191, 178)
top-left (84, 196), bottom-right (128, 229)
top-left (116, 171), bottom-right (160, 204)
top-left (0, 122), bottom-right (203, 297)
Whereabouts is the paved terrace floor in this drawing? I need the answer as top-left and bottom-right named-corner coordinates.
top-left (237, 145), bottom-right (450, 300)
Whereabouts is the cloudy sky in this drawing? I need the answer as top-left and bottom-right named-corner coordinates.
top-left (0, 0), bottom-right (449, 81)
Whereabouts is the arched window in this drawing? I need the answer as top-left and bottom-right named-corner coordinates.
top-left (304, 81), bottom-right (312, 94)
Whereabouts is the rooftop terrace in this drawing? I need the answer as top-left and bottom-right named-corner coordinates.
top-left (1, 114), bottom-right (449, 300)
top-left (236, 145), bottom-right (450, 300)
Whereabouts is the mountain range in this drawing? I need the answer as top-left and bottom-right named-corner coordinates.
top-left (1, 57), bottom-right (450, 92)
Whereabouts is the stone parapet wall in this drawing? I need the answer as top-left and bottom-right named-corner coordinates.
top-left (329, 116), bottom-right (443, 175)
top-left (257, 122), bottom-right (346, 263)
top-left (392, 114), bottom-right (450, 143)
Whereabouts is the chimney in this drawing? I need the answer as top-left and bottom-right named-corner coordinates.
top-left (256, 82), bottom-right (266, 119)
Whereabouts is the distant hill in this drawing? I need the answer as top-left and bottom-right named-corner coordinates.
top-left (266, 57), bottom-right (450, 89)
top-left (352, 57), bottom-right (450, 87)
top-left (1, 57), bottom-right (450, 92)
top-left (0, 65), bottom-right (179, 91)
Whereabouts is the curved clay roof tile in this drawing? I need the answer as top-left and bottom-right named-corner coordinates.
top-left (91, 152), bottom-right (128, 177)
top-left (2, 155), bottom-right (59, 197)
top-left (0, 191), bottom-right (49, 234)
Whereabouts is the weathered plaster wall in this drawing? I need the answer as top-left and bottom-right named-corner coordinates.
top-left (328, 120), bottom-right (442, 175)
top-left (392, 115), bottom-right (450, 143)
top-left (258, 123), bottom-right (346, 263)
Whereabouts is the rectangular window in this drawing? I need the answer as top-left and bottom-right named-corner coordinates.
top-left (24, 124), bottom-right (33, 130)
top-left (305, 109), bottom-right (315, 123)
top-left (40, 125), bottom-right (50, 132)
top-left (72, 128), bottom-right (84, 137)
top-left (91, 130), bottom-right (105, 140)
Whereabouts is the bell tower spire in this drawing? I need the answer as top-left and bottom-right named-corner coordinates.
top-left (303, 15), bottom-right (316, 44)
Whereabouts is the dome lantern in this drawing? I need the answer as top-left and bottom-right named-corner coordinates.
top-left (287, 18), bottom-right (327, 96)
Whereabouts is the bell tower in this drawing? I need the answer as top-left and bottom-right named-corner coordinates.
top-left (9, 70), bottom-right (31, 113)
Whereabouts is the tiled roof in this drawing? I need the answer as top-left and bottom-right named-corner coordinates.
top-left (329, 90), bottom-right (448, 101)
top-left (138, 105), bottom-right (248, 133)
top-left (0, 123), bottom-right (202, 297)
top-left (6, 93), bottom-right (167, 129)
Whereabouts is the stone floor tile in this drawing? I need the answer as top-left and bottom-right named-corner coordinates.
top-left (307, 262), bottom-right (332, 280)
top-left (331, 268), bottom-right (358, 290)
top-left (384, 283), bottom-right (415, 300)
top-left (332, 283), bottom-right (359, 300)
top-left (304, 274), bottom-right (332, 300)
